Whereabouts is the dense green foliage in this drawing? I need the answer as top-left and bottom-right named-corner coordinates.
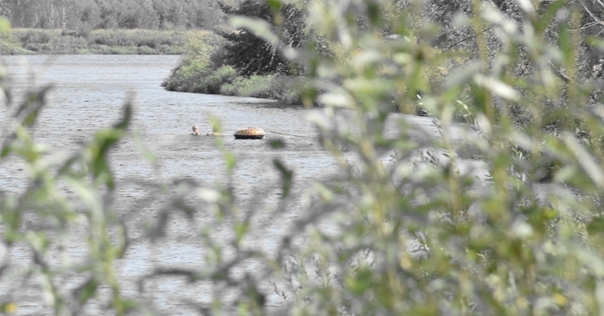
top-left (162, 0), bottom-right (306, 102)
top-left (161, 32), bottom-right (234, 92)
top-left (1, 28), bottom-right (205, 55)
top-left (166, 0), bottom-right (604, 114)
top-left (6, 0), bottom-right (604, 315)
top-left (218, 0), bottom-right (305, 76)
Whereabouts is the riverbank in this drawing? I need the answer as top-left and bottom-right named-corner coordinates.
top-left (1, 28), bottom-right (211, 55)
top-left (158, 30), bottom-right (304, 105)
top-left (161, 66), bottom-right (302, 105)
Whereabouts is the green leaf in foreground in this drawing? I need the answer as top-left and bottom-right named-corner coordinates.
top-left (273, 158), bottom-right (293, 198)
top-left (75, 278), bottom-right (99, 304)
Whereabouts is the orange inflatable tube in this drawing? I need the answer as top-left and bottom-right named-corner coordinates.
top-left (234, 127), bottom-right (265, 139)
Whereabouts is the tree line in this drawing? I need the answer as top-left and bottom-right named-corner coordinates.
top-left (0, 0), bottom-right (222, 30)
top-left (166, 0), bottom-right (604, 102)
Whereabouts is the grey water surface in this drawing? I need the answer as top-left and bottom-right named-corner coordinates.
top-left (0, 55), bottom-right (347, 315)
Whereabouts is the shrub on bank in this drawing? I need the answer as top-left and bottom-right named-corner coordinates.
top-left (164, 58), bottom-right (301, 104)
top-left (50, 36), bottom-right (89, 54)
top-left (88, 29), bottom-right (190, 49)
top-left (6, 28), bottom-right (203, 55)
top-left (162, 32), bottom-right (235, 93)
top-left (162, 59), bottom-right (210, 92)
top-left (203, 66), bottom-right (238, 94)
top-left (220, 75), bottom-right (275, 97)
top-left (20, 29), bottom-right (54, 44)
top-left (220, 75), bottom-right (301, 104)
top-left (161, 0), bottom-right (304, 104)
top-left (163, 31), bottom-right (301, 104)
top-left (0, 41), bottom-right (31, 55)
top-left (11, 28), bottom-right (58, 44)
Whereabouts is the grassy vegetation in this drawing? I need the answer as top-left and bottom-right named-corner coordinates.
top-left (2, 28), bottom-right (212, 55)
top-left (163, 63), bottom-right (301, 104)
top-left (162, 32), bottom-right (304, 104)
top-left (220, 74), bottom-right (301, 104)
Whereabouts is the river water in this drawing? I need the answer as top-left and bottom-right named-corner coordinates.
top-left (0, 55), bottom-right (502, 315)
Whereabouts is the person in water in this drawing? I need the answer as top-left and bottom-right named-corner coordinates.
top-left (208, 124), bottom-right (220, 136)
top-left (191, 125), bottom-right (221, 136)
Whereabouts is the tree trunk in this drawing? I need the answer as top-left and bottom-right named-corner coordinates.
top-left (50, 2), bottom-right (55, 29)
top-left (62, 1), bottom-right (66, 29)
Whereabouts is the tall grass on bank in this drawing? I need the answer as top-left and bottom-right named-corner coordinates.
top-left (220, 74), bottom-right (301, 104)
top-left (2, 28), bottom-right (211, 55)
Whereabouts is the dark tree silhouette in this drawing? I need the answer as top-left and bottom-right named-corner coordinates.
top-left (218, 0), bottom-right (305, 76)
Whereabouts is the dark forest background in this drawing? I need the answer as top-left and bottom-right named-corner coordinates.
top-left (0, 0), bottom-right (223, 31)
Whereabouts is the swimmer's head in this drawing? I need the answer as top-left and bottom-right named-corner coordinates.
top-left (192, 125), bottom-right (199, 132)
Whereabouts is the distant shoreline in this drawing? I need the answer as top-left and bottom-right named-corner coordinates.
top-left (1, 28), bottom-right (210, 55)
